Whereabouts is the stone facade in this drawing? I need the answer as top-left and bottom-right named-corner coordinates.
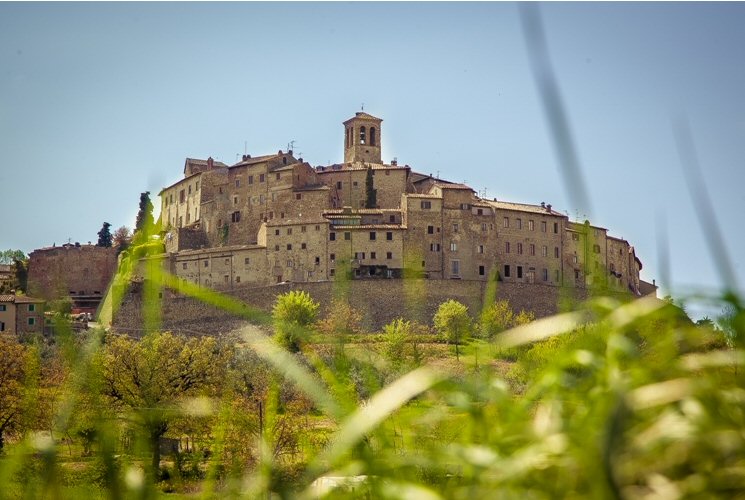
top-left (0, 294), bottom-right (45, 336)
top-left (152, 111), bottom-right (652, 300)
top-left (27, 244), bottom-right (118, 312)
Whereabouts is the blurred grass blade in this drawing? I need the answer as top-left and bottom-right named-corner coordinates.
top-left (673, 116), bottom-right (738, 294)
top-left (679, 350), bottom-right (745, 371)
top-left (626, 378), bottom-right (693, 410)
top-left (307, 366), bottom-right (442, 478)
top-left (494, 310), bottom-right (588, 348)
top-left (520, 2), bottom-right (592, 217)
top-left (238, 326), bottom-right (342, 419)
top-left (604, 295), bottom-right (667, 330)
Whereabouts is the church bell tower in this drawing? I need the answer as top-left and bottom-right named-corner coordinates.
top-left (343, 112), bottom-right (382, 164)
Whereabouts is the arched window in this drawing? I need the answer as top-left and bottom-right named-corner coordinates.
top-left (370, 127), bottom-right (376, 146)
top-left (360, 126), bottom-right (366, 145)
top-left (346, 127), bottom-right (351, 148)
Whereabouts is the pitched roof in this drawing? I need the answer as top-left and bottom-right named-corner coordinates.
top-left (486, 200), bottom-right (565, 217)
top-left (230, 153), bottom-right (281, 168)
top-left (343, 111), bottom-right (383, 124)
top-left (0, 294), bottom-right (44, 303)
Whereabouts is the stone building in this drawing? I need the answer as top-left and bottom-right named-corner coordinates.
top-left (0, 294), bottom-right (45, 336)
top-left (27, 243), bottom-right (118, 313)
top-left (155, 111), bottom-right (653, 297)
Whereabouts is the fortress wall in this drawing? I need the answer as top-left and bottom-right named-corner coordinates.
top-left (111, 278), bottom-right (597, 337)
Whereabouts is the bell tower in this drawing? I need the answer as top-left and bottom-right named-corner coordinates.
top-left (343, 112), bottom-right (382, 164)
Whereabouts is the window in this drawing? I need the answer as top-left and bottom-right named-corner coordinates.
top-left (286, 244), bottom-right (292, 250)
top-left (390, 215), bottom-right (396, 223)
top-left (370, 127), bottom-right (376, 146)
top-left (236, 276), bottom-right (241, 283)
top-left (573, 255), bottom-right (578, 264)
top-left (276, 173), bottom-right (281, 180)
top-left (427, 225), bottom-right (434, 234)
top-left (430, 243), bottom-right (441, 252)
top-left (330, 269), bottom-right (336, 277)
top-left (504, 265), bottom-right (511, 278)
top-left (337, 181), bottom-right (342, 189)
top-left (182, 263), bottom-right (187, 270)
top-left (517, 243), bottom-right (523, 255)
top-left (316, 225), bottom-right (320, 231)
top-left (355, 252), bottom-right (365, 260)
top-left (218, 218), bottom-right (222, 228)
top-left (28, 317), bottom-right (35, 326)
top-left (529, 244), bottom-right (535, 256)
top-left (353, 181), bottom-right (358, 187)
top-left (593, 244), bottom-right (601, 253)
top-left (330, 253), bottom-right (336, 262)
top-left (287, 228), bottom-right (292, 235)
top-left (421, 201), bottom-right (432, 209)
top-left (482, 223), bottom-right (487, 232)
top-left (542, 245), bottom-right (548, 257)
top-left (477, 208), bottom-right (484, 216)
top-left (0, 305), bottom-right (6, 312)
top-left (274, 245), bottom-right (280, 251)
top-left (287, 259), bottom-right (294, 267)
top-left (225, 258), bottom-right (230, 265)
top-left (555, 247), bottom-right (560, 258)
top-left (572, 233), bottom-right (580, 241)
top-left (541, 221), bottom-right (547, 232)
top-left (296, 193), bottom-right (302, 200)
top-left (451, 260), bottom-right (460, 276)
top-left (275, 229), bottom-right (280, 236)
top-left (360, 126), bottom-right (366, 144)
top-left (231, 211), bottom-right (241, 223)
top-left (516, 218), bottom-right (522, 229)
top-left (503, 217), bottom-right (509, 228)
top-left (234, 196), bottom-right (238, 205)
top-left (235, 179), bottom-right (240, 188)
top-left (453, 223), bottom-right (459, 233)
top-left (386, 232), bottom-right (393, 240)
top-left (528, 220), bottom-right (534, 231)
top-left (450, 242), bottom-right (457, 252)
top-left (204, 260), bottom-right (209, 268)
top-left (505, 242), bottom-right (510, 253)
top-left (28, 304), bottom-right (35, 312)
top-left (259, 173), bottom-right (265, 183)
top-left (386, 252), bottom-right (393, 259)
top-left (554, 222), bottom-right (559, 234)
top-left (517, 266), bottom-right (523, 279)
top-left (0, 321), bottom-right (4, 331)
top-left (301, 243), bottom-right (307, 249)
top-left (249, 175), bottom-right (254, 184)
top-left (555, 269), bottom-right (560, 282)
top-left (330, 232), bottom-right (336, 241)
top-left (370, 231), bottom-right (376, 240)
top-left (542, 268), bottom-right (548, 281)
top-left (315, 256), bottom-right (320, 265)
top-left (479, 265), bottom-right (485, 276)
top-left (344, 232), bottom-right (351, 240)
top-left (371, 252), bottom-right (377, 259)
top-left (478, 245), bottom-right (484, 254)
top-left (575, 269), bottom-right (580, 280)
top-left (244, 257), bottom-right (250, 265)
top-left (180, 189), bottom-right (185, 202)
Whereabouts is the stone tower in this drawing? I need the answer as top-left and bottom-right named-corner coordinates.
top-left (343, 112), bottom-right (382, 164)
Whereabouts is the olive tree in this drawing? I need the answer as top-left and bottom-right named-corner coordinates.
top-left (433, 299), bottom-right (472, 360)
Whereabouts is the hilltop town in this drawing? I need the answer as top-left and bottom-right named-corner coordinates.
top-left (157, 111), bottom-right (654, 296)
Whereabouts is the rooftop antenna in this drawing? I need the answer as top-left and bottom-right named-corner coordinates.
top-left (361, 102), bottom-right (365, 111)
top-left (287, 140), bottom-right (296, 152)
top-left (436, 170), bottom-right (440, 179)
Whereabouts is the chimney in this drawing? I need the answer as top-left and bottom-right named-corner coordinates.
top-left (278, 149), bottom-right (283, 155)
top-left (541, 201), bottom-right (545, 208)
top-left (288, 150), bottom-right (293, 155)
top-left (207, 157), bottom-right (214, 169)
top-left (391, 159), bottom-right (398, 166)
top-left (546, 204), bottom-right (552, 212)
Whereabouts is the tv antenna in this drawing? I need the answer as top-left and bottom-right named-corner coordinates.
top-left (287, 140), bottom-right (296, 152)
top-left (361, 102), bottom-right (365, 111)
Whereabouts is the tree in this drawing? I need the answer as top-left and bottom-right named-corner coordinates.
top-left (101, 332), bottom-right (226, 478)
top-left (433, 299), bottom-right (471, 360)
top-left (315, 298), bottom-right (364, 349)
top-left (112, 225), bottom-right (132, 251)
top-left (97, 222), bottom-right (113, 248)
top-left (0, 249), bottom-right (25, 265)
top-left (134, 192), bottom-right (155, 239)
top-left (364, 166), bottom-right (377, 208)
top-left (479, 300), bottom-right (535, 339)
top-left (272, 291), bottom-right (319, 352)
top-left (0, 336), bottom-right (29, 452)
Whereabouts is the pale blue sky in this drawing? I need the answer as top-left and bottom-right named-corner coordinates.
top-left (2, 2), bottom-right (744, 307)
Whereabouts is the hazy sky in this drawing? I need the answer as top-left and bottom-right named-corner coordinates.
top-left (2, 2), bottom-right (744, 306)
